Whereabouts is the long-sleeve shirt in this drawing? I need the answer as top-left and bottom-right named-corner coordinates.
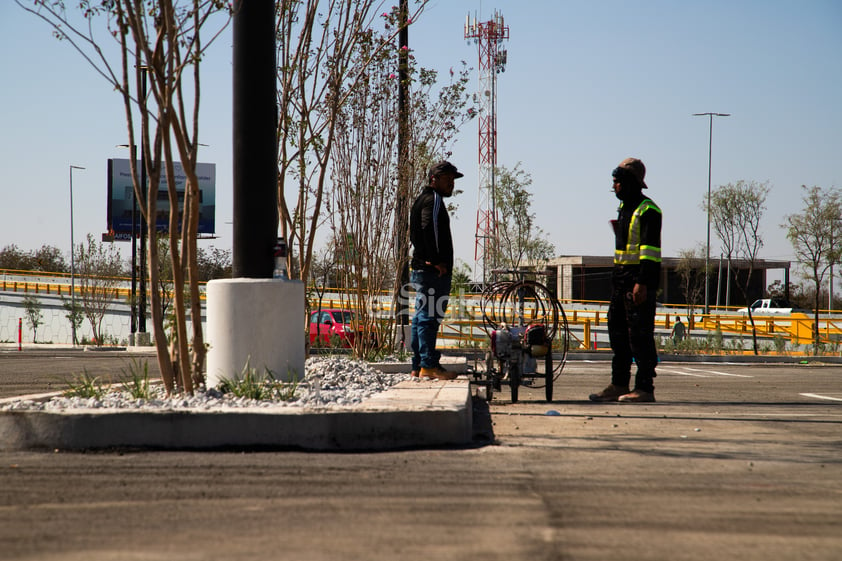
top-left (410, 186), bottom-right (453, 273)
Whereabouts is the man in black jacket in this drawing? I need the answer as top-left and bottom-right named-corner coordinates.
top-left (409, 161), bottom-right (463, 380)
top-left (590, 158), bottom-right (662, 403)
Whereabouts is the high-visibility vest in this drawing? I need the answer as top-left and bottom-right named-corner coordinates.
top-left (614, 199), bottom-right (662, 266)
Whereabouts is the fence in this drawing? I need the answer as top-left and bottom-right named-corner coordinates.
top-left (3, 270), bottom-right (841, 350)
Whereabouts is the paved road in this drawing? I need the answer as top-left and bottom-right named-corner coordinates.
top-left (0, 349), bottom-right (158, 399)
top-left (0, 354), bottom-right (840, 560)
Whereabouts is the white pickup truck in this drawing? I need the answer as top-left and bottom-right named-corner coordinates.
top-left (737, 298), bottom-right (795, 315)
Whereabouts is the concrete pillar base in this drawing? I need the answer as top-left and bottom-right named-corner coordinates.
top-left (134, 332), bottom-right (151, 346)
top-left (205, 278), bottom-right (305, 388)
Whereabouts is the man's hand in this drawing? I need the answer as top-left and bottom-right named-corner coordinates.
top-left (434, 263), bottom-right (448, 277)
top-left (632, 283), bottom-right (647, 305)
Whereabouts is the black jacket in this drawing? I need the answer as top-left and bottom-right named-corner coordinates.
top-left (410, 186), bottom-right (453, 273)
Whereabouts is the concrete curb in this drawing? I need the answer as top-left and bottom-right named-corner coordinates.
top-left (0, 379), bottom-right (473, 452)
top-left (374, 355), bottom-right (468, 374)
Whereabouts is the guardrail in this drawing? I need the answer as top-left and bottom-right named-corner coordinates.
top-left (0, 270), bottom-right (207, 301)
top-left (4, 270), bottom-right (841, 349)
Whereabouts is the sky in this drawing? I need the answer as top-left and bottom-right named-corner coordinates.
top-left (2, 0), bottom-right (841, 286)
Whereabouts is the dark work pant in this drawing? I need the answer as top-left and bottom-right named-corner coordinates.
top-left (607, 285), bottom-right (658, 393)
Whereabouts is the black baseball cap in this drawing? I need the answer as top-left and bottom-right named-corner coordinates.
top-left (428, 160), bottom-right (464, 179)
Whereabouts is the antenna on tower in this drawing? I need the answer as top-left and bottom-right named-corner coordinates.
top-left (465, 10), bottom-right (509, 286)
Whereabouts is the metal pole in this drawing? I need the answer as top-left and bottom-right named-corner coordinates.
top-left (139, 69), bottom-right (147, 334)
top-left (232, 0), bottom-right (278, 278)
top-left (69, 164), bottom-right (85, 346)
top-left (705, 115), bottom-right (712, 315)
top-left (693, 112), bottom-right (730, 315)
top-left (394, 0), bottom-right (410, 344)
top-left (130, 145), bottom-right (138, 336)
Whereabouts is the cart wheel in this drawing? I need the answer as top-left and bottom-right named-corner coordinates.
top-left (545, 351), bottom-right (554, 402)
top-left (509, 362), bottom-right (521, 404)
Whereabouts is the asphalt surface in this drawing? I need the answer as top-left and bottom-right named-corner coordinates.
top-left (0, 349), bottom-right (156, 399)
top-left (0, 351), bottom-right (840, 560)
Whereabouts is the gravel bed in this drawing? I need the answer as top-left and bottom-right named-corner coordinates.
top-left (0, 357), bottom-right (415, 412)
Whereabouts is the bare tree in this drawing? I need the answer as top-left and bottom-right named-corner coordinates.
top-left (22, 295), bottom-right (44, 343)
top-left (328, 15), bottom-right (473, 358)
top-left (18, 0), bottom-right (232, 393)
top-left (706, 180), bottom-right (770, 354)
top-left (75, 234), bottom-right (123, 345)
top-left (152, 234), bottom-right (175, 331)
top-left (490, 164), bottom-right (556, 273)
top-left (783, 185), bottom-right (842, 350)
top-left (675, 245), bottom-right (708, 327)
top-left (275, 0), bottom-right (430, 284)
top-left (196, 246), bottom-right (232, 281)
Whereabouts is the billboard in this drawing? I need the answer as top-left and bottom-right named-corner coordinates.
top-left (107, 158), bottom-right (216, 236)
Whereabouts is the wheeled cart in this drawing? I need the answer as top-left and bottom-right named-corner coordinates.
top-left (472, 271), bottom-right (569, 403)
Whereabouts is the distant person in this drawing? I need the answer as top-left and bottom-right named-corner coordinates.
top-left (590, 158), bottom-right (662, 403)
top-left (671, 316), bottom-right (686, 344)
top-left (409, 161), bottom-right (463, 380)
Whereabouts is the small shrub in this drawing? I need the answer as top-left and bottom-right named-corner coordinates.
top-left (63, 370), bottom-right (110, 399)
top-left (218, 359), bottom-right (299, 402)
top-left (122, 359), bottom-right (151, 400)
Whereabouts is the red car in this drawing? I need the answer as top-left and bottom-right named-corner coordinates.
top-left (308, 309), bottom-right (356, 347)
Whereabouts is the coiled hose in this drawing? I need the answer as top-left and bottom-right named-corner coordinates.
top-left (480, 278), bottom-right (569, 376)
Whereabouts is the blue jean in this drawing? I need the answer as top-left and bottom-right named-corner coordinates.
top-left (410, 269), bottom-right (452, 370)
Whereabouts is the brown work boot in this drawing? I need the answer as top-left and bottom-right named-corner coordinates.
top-left (419, 366), bottom-right (458, 381)
top-left (410, 370), bottom-right (419, 377)
top-left (588, 384), bottom-right (630, 402)
top-left (618, 389), bottom-right (656, 403)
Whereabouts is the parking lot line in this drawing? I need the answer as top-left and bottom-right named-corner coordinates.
top-left (800, 393), bottom-right (842, 402)
top-left (659, 365), bottom-right (754, 378)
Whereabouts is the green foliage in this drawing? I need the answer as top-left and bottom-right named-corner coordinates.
top-left (707, 328), bottom-right (724, 351)
top-left (61, 297), bottom-right (84, 344)
top-left (122, 359), bottom-right (152, 400)
top-left (22, 294), bottom-right (43, 343)
top-left (0, 244), bottom-right (68, 273)
top-left (196, 246), bottom-right (232, 281)
top-left (726, 337), bottom-right (746, 352)
top-left (783, 185), bottom-right (842, 348)
top-left (489, 163), bottom-right (556, 271)
top-left (63, 370), bottom-right (111, 399)
top-left (218, 360), bottom-right (299, 402)
top-left (75, 233), bottom-right (124, 344)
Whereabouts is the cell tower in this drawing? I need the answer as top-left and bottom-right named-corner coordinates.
top-left (465, 11), bottom-right (508, 285)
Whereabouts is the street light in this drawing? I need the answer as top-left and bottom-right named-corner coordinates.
top-left (69, 164), bottom-right (85, 346)
top-left (117, 144), bottom-right (140, 339)
top-left (693, 112), bottom-right (730, 315)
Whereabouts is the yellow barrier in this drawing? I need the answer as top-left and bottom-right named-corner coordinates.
top-left (4, 271), bottom-right (841, 347)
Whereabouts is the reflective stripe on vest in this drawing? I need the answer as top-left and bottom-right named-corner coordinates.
top-left (614, 199), bottom-right (662, 265)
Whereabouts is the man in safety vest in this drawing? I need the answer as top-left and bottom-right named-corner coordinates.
top-left (590, 157), bottom-right (662, 403)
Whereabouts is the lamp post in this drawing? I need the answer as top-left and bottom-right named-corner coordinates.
top-left (138, 67), bottom-right (148, 336)
top-left (69, 164), bottom-right (85, 346)
top-left (117, 144), bottom-right (139, 340)
top-left (693, 112), bottom-right (730, 315)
